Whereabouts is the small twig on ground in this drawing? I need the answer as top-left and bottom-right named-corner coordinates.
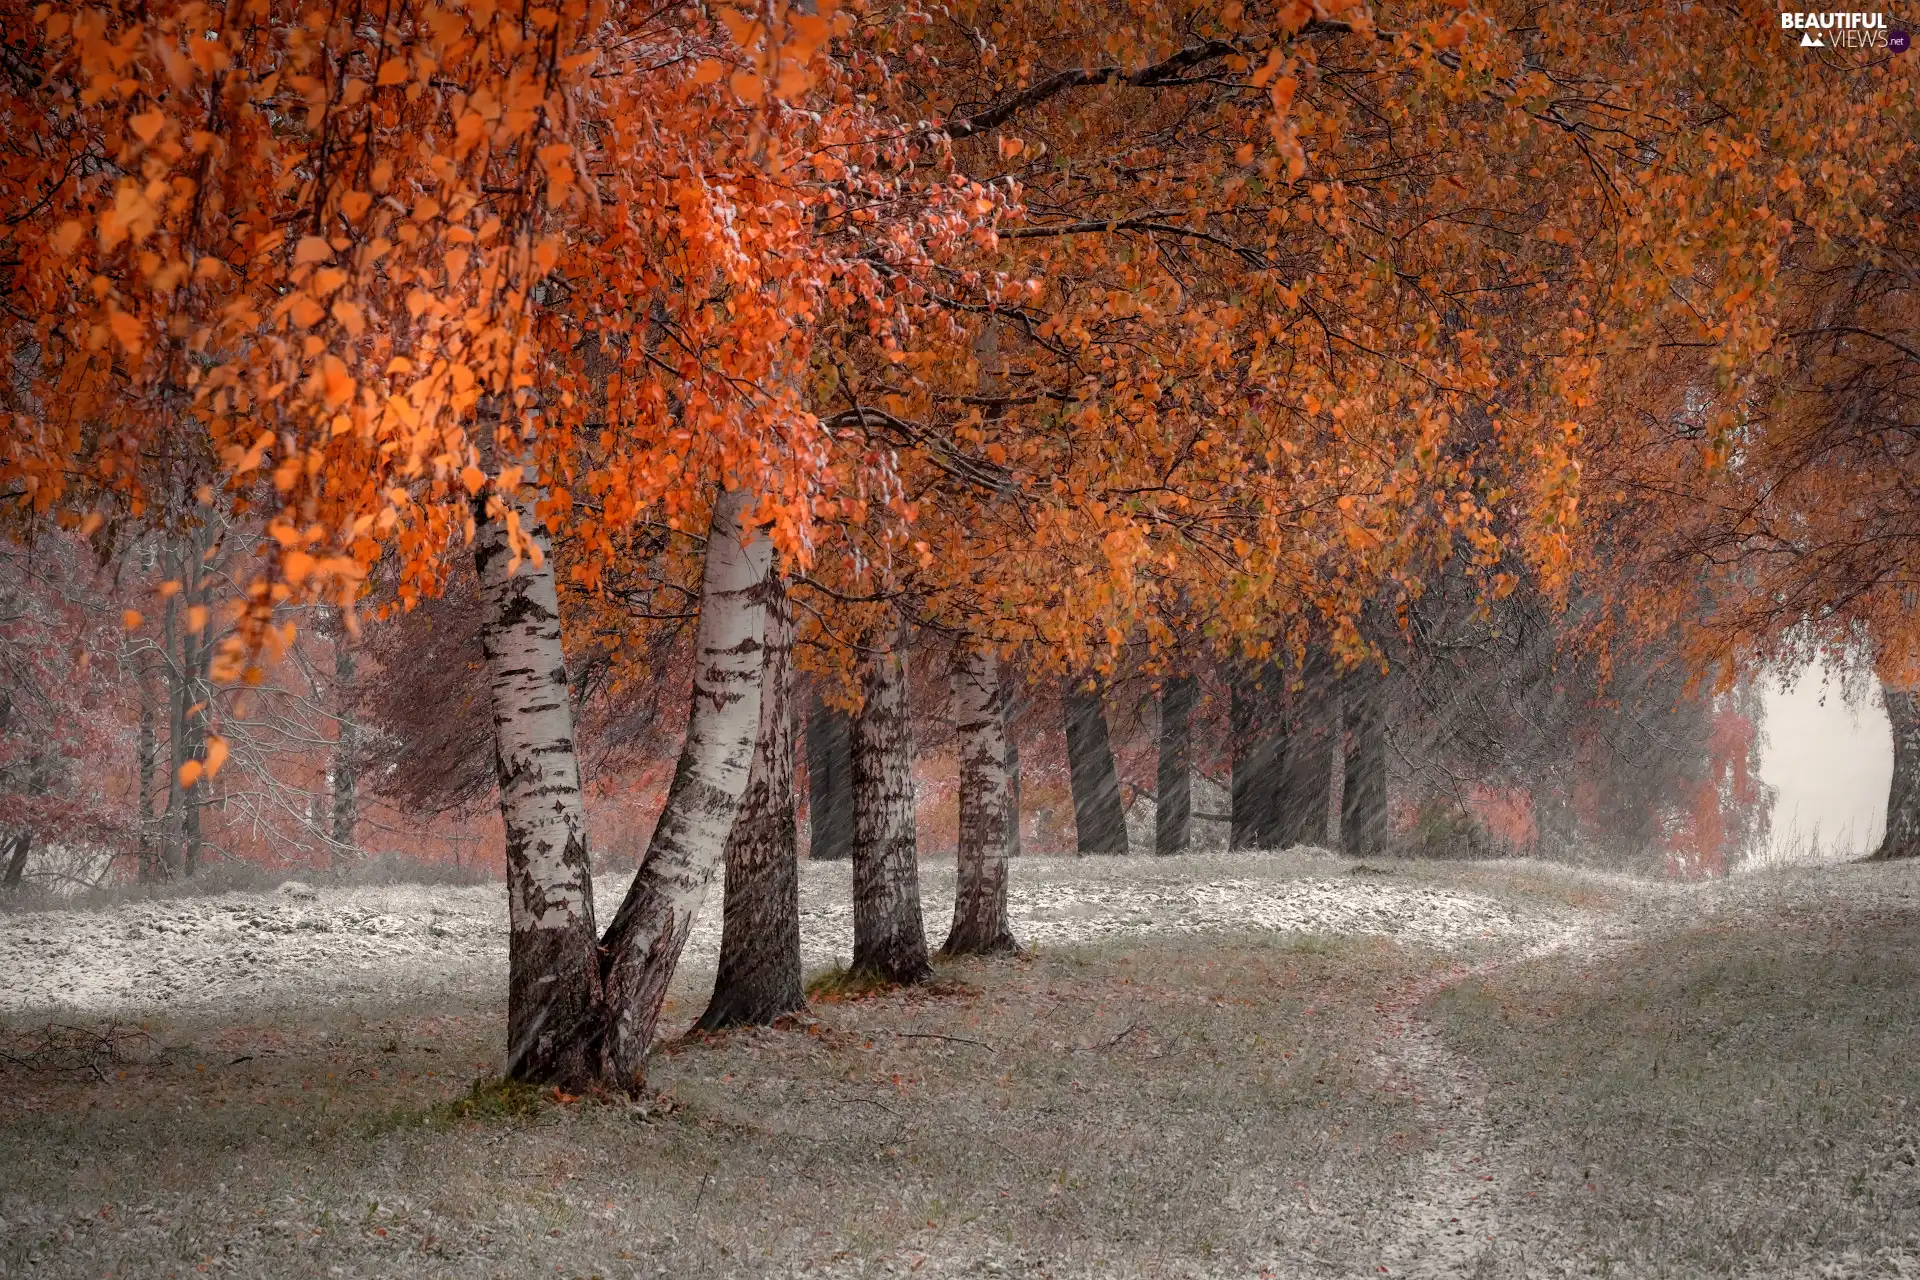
top-left (1106, 1020), bottom-right (1145, 1048)
top-left (891, 1030), bottom-right (993, 1051)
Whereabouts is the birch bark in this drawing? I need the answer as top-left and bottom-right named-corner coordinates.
top-left (474, 482), bottom-right (602, 1087)
top-left (697, 563), bottom-right (805, 1029)
top-left (594, 487), bottom-right (772, 1088)
top-left (850, 613), bottom-right (934, 982)
top-left (944, 639), bottom-right (1017, 955)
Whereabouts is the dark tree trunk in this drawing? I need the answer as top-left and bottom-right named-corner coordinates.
top-left (330, 622), bottom-right (358, 866)
top-left (1341, 665), bottom-right (1389, 857)
top-left (1065, 680), bottom-right (1128, 855)
top-left (944, 639), bottom-right (1017, 955)
top-left (1156, 675), bottom-right (1197, 856)
top-left (698, 569), bottom-right (805, 1030)
top-left (1, 830), bottom-right (31, 889)
top-left (1872, 687), bottom-right (1920, 860)
top-left (806, 691), bottom-right (854, 860)
top-left (1230, 663), bottom-right (1285, 849)
top-left (1279, 644), bottom-right (1337, 846)
top-left (850, 614), bottom-right (934, 982)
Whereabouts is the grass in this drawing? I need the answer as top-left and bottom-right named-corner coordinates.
top-left (0, 931), bottom-right (1445, 1279)
top-left (1430, 897), bottom-right (1920, 1278)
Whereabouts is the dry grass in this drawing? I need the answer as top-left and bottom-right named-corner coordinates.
top-left (0, 931), bottom-right (1449, 1279)
top-left (1430, 895), bottom-right (1920, 1278)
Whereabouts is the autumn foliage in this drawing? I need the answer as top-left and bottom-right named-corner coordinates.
top-left (3, 0), bottom-right (1914, 1079)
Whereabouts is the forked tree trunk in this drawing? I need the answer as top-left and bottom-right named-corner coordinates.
top-left (1872, 687), bottom-right (1920, 861)
top-left (594, 488), bottom-right (772, 1088)
top-left (850, 614), bottom-right (934, 982)
top-left (475, 485), bottom-right (602, 1088)
top-left (697, 566), bottom-right (805, 1030)
top-left (1156, 675), bottom-right (1197, 856)
top-left (944, 639), bottom-right (1017, 955)
top-left (806, 691), bottom-right (854, 860)
top-left (1231, 663), bottom-right (1285, 849)
top-left (330, 621), bottom-right (358, 865)
top-left (1279, 644), bottom-right (1337, 846)
top-left (1065, 680), bottom-right (1128, 854)
top-left (1341, 665), bottom-right (1388, 857)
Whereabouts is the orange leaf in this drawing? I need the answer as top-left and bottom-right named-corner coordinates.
top-left (203, 736), bottom-right (229, 780)
top-left (331, 300), bottom-right (365, 337)
top-left (177, 760), bottom-right (203, 787)
top-left (130, 110), bottom-right (167, 143)
top-left (294, 235), bottom-right (332, 265)
top-left (320, 354), bottom-right (353, 407)
top-left (461, 465), bottom-right (487, 495)
top-left (109, 310), bottom-right (144, 355)
top-left (122, 609), bottom-right (144, 629)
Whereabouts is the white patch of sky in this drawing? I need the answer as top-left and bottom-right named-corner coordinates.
top-left (1756, 657), bottom-right (1890, 863)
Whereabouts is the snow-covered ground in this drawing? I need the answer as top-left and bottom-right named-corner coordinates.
top-left (0, 849), bottom-right (1592, 1018)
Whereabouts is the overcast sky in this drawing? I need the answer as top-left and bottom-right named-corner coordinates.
top-left (1757, 659), bottom-right (1890, 863)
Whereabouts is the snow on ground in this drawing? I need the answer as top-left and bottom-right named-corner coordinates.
top-left (0, 850), bottom-right (1594, 1019)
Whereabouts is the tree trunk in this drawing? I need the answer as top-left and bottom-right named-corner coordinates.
top-left (594, 488), bottom-right (772, 1089)
top-left (1341, 665), bottom-right (1389, 857)
top-left (850, 613), bottom-right (934, 982)
top-left (697, 566), bottom-right (804, 1030)
top-left (1872, 687), bottom-right (1920, 860)
top-left (180, 542), bottom-right (211, 877)
top-left (1005, 687), bottom-right (1024, 859)
top-left (330, 622), bottom-right (358, 866)
top-left (1, 830), bottom-right (30, 889)
top-left (1156, 675), bottom-right (1197, 856)
top-left (1231, 663), bottom-right (1285, 849)
top-left (1065, 680), bottom-right (1128, 854)
top-left (182, 632), bottom-right (208, 876)
top-left (1279, 644), bottom-right (1336, 847)
top-left (474, 482), bottom-right (603, 1088)
top-left (805, 691), bottom-right (854, 860)
top-left (136, 642), bottom-right (159, 881)
top-left (944, 639), bottom-right (1017, 955)
top-left (161, 553), bottom-right (186, 877)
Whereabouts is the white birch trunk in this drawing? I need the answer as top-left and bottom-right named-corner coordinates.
top-left (475, 486), bottom-right (602, 1086)
top-left (850, 612), bottom-right (934, 982)
top-left (944, 639), bottom-right (1017, 954)
top-left (594, 487), bottom-right (771, 1090)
